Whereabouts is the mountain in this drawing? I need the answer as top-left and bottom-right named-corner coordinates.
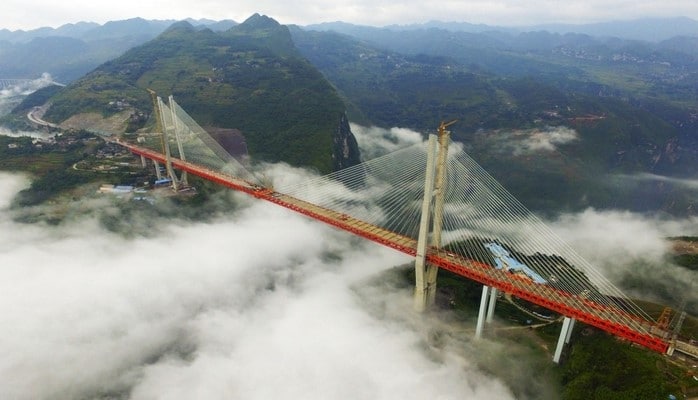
top-left (290, 26), bottom-right (698, 215)
top-left (0, 18), bottom-right (236, 44)
top-left (3, 16), bottom-right (697, 214)
top-left (530, 17), bottom-right (698, 42)
top-left (0, 18), bottom-right (239, 82)
top-left (307, 17), bottom-right (698, 42)
top-left (0, 36), bottom-right (91, 80)
top-left (39, 14), bottom-right (354, 174)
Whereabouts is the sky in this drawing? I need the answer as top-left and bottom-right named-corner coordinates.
top-left (2, 0), bottom-right (698, 31)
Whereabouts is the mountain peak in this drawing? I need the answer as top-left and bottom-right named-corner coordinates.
top-left (160, 20), bottom-right (196, 37)
top-left (239, 13), bottom-right (282, 30)
top-left (228, 13), bottom-right (296, 56)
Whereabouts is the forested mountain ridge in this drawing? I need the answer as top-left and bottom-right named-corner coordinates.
top-left (37, 14), bottom-right (356, 173)
top-left (290, 26), bottom-right (698, 215)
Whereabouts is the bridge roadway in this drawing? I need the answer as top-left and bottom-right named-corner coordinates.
top-left (119, 140), bottom-right (670, 354)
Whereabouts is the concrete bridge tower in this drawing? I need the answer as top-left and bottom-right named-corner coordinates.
top-left (414, 120), bottom-right (455, 312)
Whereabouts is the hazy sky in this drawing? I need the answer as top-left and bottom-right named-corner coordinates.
top-left (3, 0), bottom-right (698, 31)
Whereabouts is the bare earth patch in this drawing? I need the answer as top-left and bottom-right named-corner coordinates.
top-left (60, 110), bottom-right (134, 133)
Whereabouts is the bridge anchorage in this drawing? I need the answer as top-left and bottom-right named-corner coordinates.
top-left (116, 92), bottom-right (689, 364)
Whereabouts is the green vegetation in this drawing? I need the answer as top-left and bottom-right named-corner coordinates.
top-left (670, 236), bottom-right (698, 242)
top-left (290, 27), bottom-right (698, 216)
top-left (560, 329), bottom-right (688, 400)
top-left (15, 18), bottom-right (696, 214)
top-left (388, 262), bottom-right (694, 400)
top-left (673, 254), bottom-right (698, 271)
top-left (14, 85), bottom-right (64, 111)
top-left (42, 15), bottom-right (347, 174)
top-left (0, 131), bottom-right (122, 206)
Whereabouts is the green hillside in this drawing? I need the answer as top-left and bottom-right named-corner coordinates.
top-left (290, 27), bottom-right (698, 215)
top-left (43, 14), bottom-right (348, 173)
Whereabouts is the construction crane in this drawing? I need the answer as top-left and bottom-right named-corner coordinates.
top-left (438, 119), bottom-right (458, 137)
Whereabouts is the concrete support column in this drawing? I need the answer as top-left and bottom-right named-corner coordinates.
top-left (157, 97), bottom-right (179, 191)
top-left (475, 285), bottom-right (490, 339)
top-left (486, 287), bottom-right (498, 323)
top-left (414, 122), bottom-right (455, 312)
top-left (140, 154), bottom-right (147, 168)
top-left (414, 134), bottom-right (437, 312)
top-left (565, 318), bottom-right (576, 344)
top-left (169, 95), bottom-right (188, 186)
top-left (153, 160), bottom-right (163, 180)
top-left (553, 317), bottom-right (573, 364)
top-left (424, 125), bottom-right (450, 307)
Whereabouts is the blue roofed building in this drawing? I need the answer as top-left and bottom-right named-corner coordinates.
top-left (484, 242), bottom-right (547, 284)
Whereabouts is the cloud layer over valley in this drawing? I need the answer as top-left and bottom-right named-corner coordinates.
top-left (549, 208), bottom-right (698, 309)
top-left (1, 123), bottom-right (696, 399)
top-left (0, 171), bottom-right (519, 400)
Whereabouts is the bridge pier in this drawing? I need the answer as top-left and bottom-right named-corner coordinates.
top-left (169, 95), bottom-right (188, 186)
top-left (565, 318), bottom-right (575, 344)
top-left (153, 160), bottom-right (163, 180)
top-left (553, 317), bottom-right (575, 363)
top-left (475, 286), bottom-right (490, 338)
top-left (414, 134), bottom-right (437, 312)
top-left (414, 122), bottom-right (455, 312)
top-left (486, 287), bottom-right (498, 323)
top-left (156, 97), bottom-right (179, 191)
top-left (475, 286), bottom-right (498, 339)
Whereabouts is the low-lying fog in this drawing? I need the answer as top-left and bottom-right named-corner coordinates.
top-left (0, 118), bottom-right (695, 399)
top-left (0, 171), bottom-right (526, 400)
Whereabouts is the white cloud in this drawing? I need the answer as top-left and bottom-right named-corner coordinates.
top-left (350, 123), bottom-right (424, 160)
top-left (549, 208), bottom-right (698, 306)
top-left (476, 126), bottom-right (579, 156)
top-left (0, 172), bottom-right (29, 208)
top-left (616, 172), bottom-right (698, 191)
top-left (0, 172), bottom-right (519, 400)
top-left (0, 73), bottom-right (57, 98)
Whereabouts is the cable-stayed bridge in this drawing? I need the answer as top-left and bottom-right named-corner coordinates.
top-left (114, 95), bottom-right (686, 361)
top-left (0, 77), bottom-right (65, 91)
top-left (0, 79), bottom-right (32, 90)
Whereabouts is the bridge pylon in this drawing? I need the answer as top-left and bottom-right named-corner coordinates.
top-left (168, 95), bottom-right (188, 187)
top-left (414, 121), bottom-right (455, 312)
top-left (148, 90), bottom-right (190, 190)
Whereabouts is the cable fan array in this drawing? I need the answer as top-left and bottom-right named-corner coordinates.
top-left (143, 97), bottom-right (657, 333)
top-left (277, 138), bottom-right (656, 331)
top-left (155, 96), bottom-right (261, 184)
